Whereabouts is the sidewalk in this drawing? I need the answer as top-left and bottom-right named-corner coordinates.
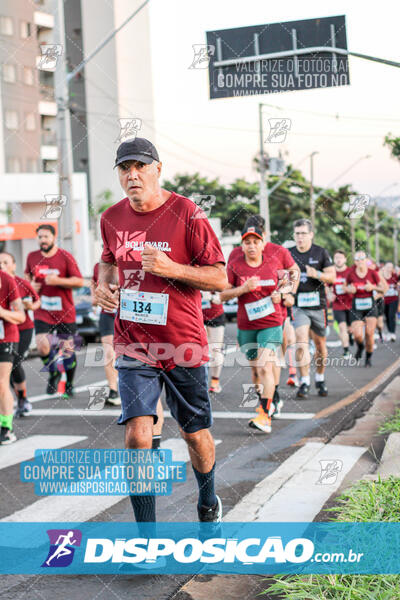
top-left (172, 375), bottom-right (400, 600)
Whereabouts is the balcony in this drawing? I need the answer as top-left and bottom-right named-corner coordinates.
top-left (34, 11), bottom-right (54, 29)
top-left (38, 100), bottom-right (57, 116)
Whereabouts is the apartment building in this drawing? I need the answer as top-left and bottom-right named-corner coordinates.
top-left (0, 0), bottom-right (155, 266)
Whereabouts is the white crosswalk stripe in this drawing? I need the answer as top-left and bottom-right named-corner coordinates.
top-left (28, 408), bottom-right (315, 419)
top-left (0, 435), bottom-right (87, 471)
top-left (0, 437), bottom-right (220, 522)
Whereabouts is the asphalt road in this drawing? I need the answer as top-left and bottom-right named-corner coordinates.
top-left (1, 321), bottom-right (399, 599)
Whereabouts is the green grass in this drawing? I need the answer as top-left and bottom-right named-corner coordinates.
top-left (263, 477), bottom-right (400, 600)
top-left (378, 409), bottom-right (400, 434)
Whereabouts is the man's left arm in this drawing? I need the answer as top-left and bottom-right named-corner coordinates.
top-left (141, 245), bottom-right (227, 291)
top-left (44, 275), bottom-right (84, 288)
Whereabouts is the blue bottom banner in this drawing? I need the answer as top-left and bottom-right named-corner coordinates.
top-left (0, 522), bottom-right (399, 574)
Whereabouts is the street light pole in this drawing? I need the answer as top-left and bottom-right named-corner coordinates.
top-left (53, 0), bottom-right (75, 255)
top-left (258, 103), bottom-right (270, 241)
top-left (374, 199), bottom-right (380, 264)
top-left (393, 223), bottom-right (398, 266)
top-left (310, 151), bottom-right (318, 228)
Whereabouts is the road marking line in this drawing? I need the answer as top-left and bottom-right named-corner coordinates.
top-left (1, 437), bottom-right (195, 523)
top-left (0, 435), bottom-right (87, 471)
top-left (314, 358), bottom-right (400, 419)
top-left (29, 380), bottom-right (108, 404)
top-left (226, 442), bottom-right (366, 522)
top-left (28, 408), bottom-right (315, 420)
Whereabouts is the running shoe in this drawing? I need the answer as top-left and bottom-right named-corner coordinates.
top-left (248, 410), bottom-right (272, 433)
top-left (296, 383), bottom-right (310, 399)
top-left (316, 381), bottom-right (328, 397)
top-left (391, 334), bottom-right (397, 342)
top-left (198, 495), bottom-right (222, 523)
top-left (0, 427), bottom-right (17, 445)
top-left (46, 371), bottom-right (62, 395)
top-left (15, 398), bottom-right (32, 417)
top-left (286, 375), bottom-right (299, 387)
top-left (269, 389), bottom-right (283, 418)
top-left (355, 344), bottom-right (364, 360)
top-left (365, 356), bottom-right (372, 367)
top-left (105, 389), bottom-right (121, 406)
top-left (63, 382), bottom-right (75, 398)
top-left (209, 382), bottom-right (222, 394)
top-left (343, 350), bottom-right (351, 360)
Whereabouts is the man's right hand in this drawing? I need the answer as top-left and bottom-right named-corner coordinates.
top-left (31, 281), bottom-right (42, 294)
top-left (94, 283), bottom-right (119, 312)
top-left (243, 276), bottom-right (260, 293)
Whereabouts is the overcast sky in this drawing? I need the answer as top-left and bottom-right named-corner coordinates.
top-left (146, 0), bottom-right (400, 199)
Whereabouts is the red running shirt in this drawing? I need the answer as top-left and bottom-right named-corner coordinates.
top-left (14, 275), bottom-right (39, 331)
top-left (228, 242), bottom-right (295, 323)
top-left (24, 248), bottom-right (82, 324)
top-left (100, 193), bottom-right (225, 370)
top-left (384, 273), bottom-right (399, 305)
top-left (0, 270), bottom-right (21, 342)
top-left (346, 267), bottom-right (380, 298)
top-left (227, 254), bottom-right (282, 330)
top-left (332, 267), bottom-right (353, 310)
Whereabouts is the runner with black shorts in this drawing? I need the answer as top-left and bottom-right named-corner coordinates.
top-left (345, 251), bottom-right (388, 366)
top-left (381, 262), bottom-right (399, 341)
top-left (0, 252), bottom-right (40, 416)
top-left (201, 291), bottom-right (225, 393)
top-left (95, 138), bottom-right (227, 524)
top-left (289, 219), bottom-right (336, 399)
top-left (330, 250), bottom-right (353, 359)
top-left (0, 269), bottom-right (25, 444)
top-left (25, 224), bottom-right (84, 396)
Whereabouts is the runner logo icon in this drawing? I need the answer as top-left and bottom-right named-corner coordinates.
top-left (42, 529), bottom-right (82, 567)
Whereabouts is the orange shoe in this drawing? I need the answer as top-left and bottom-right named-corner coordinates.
top-left (286, 375), bottom-right (299, 387)
top-left (248, 409), bottom-right (272, 433)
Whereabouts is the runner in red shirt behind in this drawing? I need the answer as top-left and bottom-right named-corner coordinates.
top-left (25, 224), bottom-right (84, 396)
top-left (345, 251), bottom-right (388, 366)
top-left (0, 268), bottom-right (25, 444)
top-left (381, 262), bottom-right (399, 341)
top-left (0, 252), bottom-right (40, 417)
top-left (221, 224), bottom-right (286, 433)
top-left (329, 250), bottom-right (354, 359)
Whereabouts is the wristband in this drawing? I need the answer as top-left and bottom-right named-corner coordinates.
top-left (316, 270), bottom-right (322, 280)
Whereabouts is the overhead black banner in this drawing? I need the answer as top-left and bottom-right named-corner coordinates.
top-left (206, 15), bottom-right (350, 98)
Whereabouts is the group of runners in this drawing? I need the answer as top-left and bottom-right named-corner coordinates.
top-left (0, 137), bottom-right (399, 527)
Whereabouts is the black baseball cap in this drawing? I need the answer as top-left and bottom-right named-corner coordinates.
top-left (114, 138), bottom-right (159, 168)
top-left (241, 225), bottom-right (264, 240)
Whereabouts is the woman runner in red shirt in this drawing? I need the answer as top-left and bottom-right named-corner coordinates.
top-left (345, 251), bottom-right (387, 366)
top-left (221, 225), bottom-right (284, 433)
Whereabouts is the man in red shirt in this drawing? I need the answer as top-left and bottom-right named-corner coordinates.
top-left (25, 224), bottom-right (84, 396)
top-left (329, 250), bottom-right (353, 359)
top-left (0, 252), bottom-right (40, 416)
top-left (0, 268), bottom-right (25, 444)
top-left (95, 138), bottom-right (227, 524)
top-left (345, 251), bottom-right (388, 366)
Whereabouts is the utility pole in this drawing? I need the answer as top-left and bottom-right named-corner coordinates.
top-left (350, 218), bottom-right (356, 255)
top-left (374, 199), bottom-right (380, 264)
top-left (309, 151), bottom-right (318, 229)
top-left (53, 0), bottom-right (75, 255)
top-left (364, 210), bottom-right (370, 255)
top-left (258, 103), bottom-right (270, 241)
top-left (52, 0), bottom-right (150, 255)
